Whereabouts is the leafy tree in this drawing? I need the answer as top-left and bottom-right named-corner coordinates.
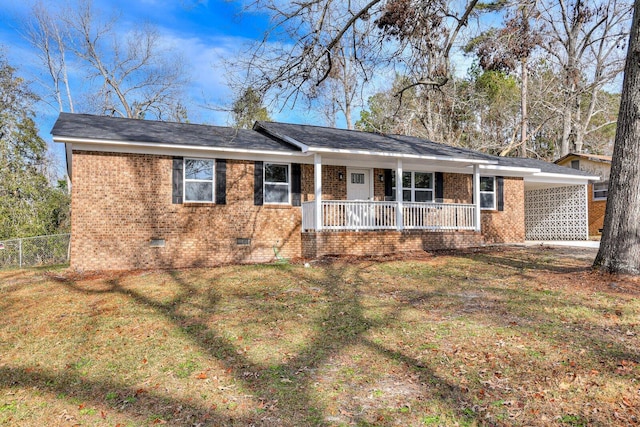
top-left (356, 75), bottom-right (423, 135)
top-left (231, 87), bottom-right (271, 129)
top-left (465, 0), bottom-right (540, 157)
top-left (0, 53), bottom-right (69, 239)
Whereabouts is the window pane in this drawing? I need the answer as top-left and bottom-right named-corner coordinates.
top-left (185, 159), bottom-right (213, 180)
top-left (480, 177), bottom-right (494, 191)
top-left (593, 182), bottom-right (608, 191)
top-left (185, 182), bottom-right (213, 202)
top-left (415, 190), bottom-right (433, 202)
top-left (594, 191), bottom-right (607, 199)
top-left (351, 173), bottom-right (365, 184)
top-left (593, 182), bottom-right (608, 199)
top-left (265, 184), bottom-right (289, 203)
top-left (480, 193), bottom-right (494, 209)
top-left (414, 172), bottom-right (432, 189)
top-left (402, 172), bottom-right (411, 188)
top-left (391, 172), bottom-right (396, 188)
top-left (265, 164), bottom-right (288, 183)
top-left (403, 190), bottom-right (411, 201)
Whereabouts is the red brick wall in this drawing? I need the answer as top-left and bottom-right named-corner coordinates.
top-left (481, 177), bottom-right (525, 243)
top-left (302, 230), bottom-right (483, 258)
top-left (71, 152), bottom-right (301, 270)
top-left (373, 168), bottom-right (387, 201)
top-left (443, 173), bottom-right (473, 203)
top-left (588, 184), bottom-right (606, 236)
top-left (71, 153), bottom-right (525, 269)
top-left (302, 164), bottom-right (347, 201)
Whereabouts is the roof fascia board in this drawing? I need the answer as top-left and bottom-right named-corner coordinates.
top-left (478, 164), bottom-right (540, 174)
top-left (307, 146), bottom-right (497, 165)
top-left (527, 172), bottom-right (600, 185)
top-left (53, 136), bottom-right (309, 158)
top-left (315, 156), bottom-right (479, 173)
top-left (253, 123), bottom-right (309, 152)
top-left (65, 141), bottom-right (312, 164)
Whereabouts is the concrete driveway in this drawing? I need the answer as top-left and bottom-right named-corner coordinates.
top-left (524, 240), bottom-right (600, 249)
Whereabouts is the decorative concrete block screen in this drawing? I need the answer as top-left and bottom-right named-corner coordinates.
top-left (524, 185), bottom-right (588, 240)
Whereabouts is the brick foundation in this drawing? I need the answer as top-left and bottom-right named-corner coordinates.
top-left (302, 230), bottom-right (484, 258)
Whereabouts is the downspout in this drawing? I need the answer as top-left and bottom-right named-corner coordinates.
top-left (473, 165), bottom-right (481, 232)
top-left (396, 159), bottom-right (403, 230)
top-left (314, 154), bottom-right (322, 231)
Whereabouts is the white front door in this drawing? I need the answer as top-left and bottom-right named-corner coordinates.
top-left (346, 168), bottom-right (372, 228)
top-left (347, 168), bottom-right (371, 200)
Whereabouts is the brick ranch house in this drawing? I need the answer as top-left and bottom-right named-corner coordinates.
top-left (52, 113), bottom-right (598, 270)
top-left (555, 153), bottom-right (612, 237)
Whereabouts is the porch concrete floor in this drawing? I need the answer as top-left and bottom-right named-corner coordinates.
top-left (524, 240), bottom-right (600, 249)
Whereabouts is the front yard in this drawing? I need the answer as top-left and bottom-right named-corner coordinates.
top-left (0, 246), bottom-right (638, 426)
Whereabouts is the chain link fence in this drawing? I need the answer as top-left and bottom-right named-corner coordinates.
top-left (0, 234), bottom-right (70, 269)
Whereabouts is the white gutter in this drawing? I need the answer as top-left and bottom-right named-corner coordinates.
top-left (478, 164), bottom-right (541, 174)
top-left (527, 172), bottom-right (600, 184)
top-left (52, 136), bottom-right (313, 158)
top-left (307, 146), bottom-right (497, 165)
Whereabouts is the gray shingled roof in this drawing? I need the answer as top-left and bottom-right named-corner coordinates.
top-left (255, 121), bottom-right (492, 161)
top-left (256, 122), bottom-right (596, 177)
top-left (52, 113), bottom-right (595, 178)
top-left (51, 113), bottom-right (300, 153)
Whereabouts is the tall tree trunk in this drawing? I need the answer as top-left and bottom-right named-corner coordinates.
top-left (519, 56), bottom-right (528, 157)
top-left (573, 92), bottom-right (583, 152)
top-left (593, 2), bottom-right (640, 274)
top-left (561, 102), bottom-right (572, 156)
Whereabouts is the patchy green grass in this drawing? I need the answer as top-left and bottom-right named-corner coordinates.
top-left (0, 246), bottom-right (639, 426)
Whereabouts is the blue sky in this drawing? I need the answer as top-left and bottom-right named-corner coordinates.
top-left (0, 0), bottom-right (300, 174)
top-left (0, 0), bottom-right (482, 176)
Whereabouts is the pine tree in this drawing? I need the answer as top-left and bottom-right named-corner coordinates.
top-left (0, 53), bottom-right (69, 239)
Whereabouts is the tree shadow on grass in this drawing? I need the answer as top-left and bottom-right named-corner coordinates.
top-left (460, 247), bottom-right (596, 276)
top-left (0, 262), bottom-right (486, 426)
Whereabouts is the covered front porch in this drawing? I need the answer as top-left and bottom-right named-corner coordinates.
top-left (297, 153), bottom-right (491, 258)
top-left (300, 154), bottom-right (485, 233)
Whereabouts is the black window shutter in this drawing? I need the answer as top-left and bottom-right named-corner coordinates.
top-left (172, 157), bottom-right (183, 204)
top-left (254, 161), bottom-right (264, 206)
top-left (384, 169), bottom-right (393, 199)
top-left (291, 163), bottom-right (302, 206)
top-left (435, 172), bottom-right (444, 202)
top-left (215, 159), bottom-right (226, 205)
top-left (497, 176), bottom-right (504, 211)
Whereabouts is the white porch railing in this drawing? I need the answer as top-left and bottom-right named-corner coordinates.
top-left (301, 201), bottom-right (476, 231)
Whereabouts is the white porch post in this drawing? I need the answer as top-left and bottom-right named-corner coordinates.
top-left (314, 154), bottom-right (323, 231)
top-left (396, 159), bottom-right (403, 230)
top-left (473, 165), bottom-right (481, 232)
top-left (583, 184), bottom-right (589, 240)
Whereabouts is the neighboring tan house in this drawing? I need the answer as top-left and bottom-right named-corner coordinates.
top-left (51, 113), bottom-right (598, 270)
top-left (555, 153), bottom-right (611, 236)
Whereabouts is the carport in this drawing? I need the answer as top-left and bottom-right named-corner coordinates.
top-left (490, 158), bottom-right (599, 241)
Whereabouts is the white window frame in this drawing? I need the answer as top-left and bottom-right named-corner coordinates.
top-left (264, 162), bottom-right (291, 205)
top-left (593, 181), bottom-right (608, 201)
top-left (392, 171), bottom-right (434, 202)
top-left (480, 176), bottom-right (496, 210)
top-left (183, 158), bottom-right (215, 203)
